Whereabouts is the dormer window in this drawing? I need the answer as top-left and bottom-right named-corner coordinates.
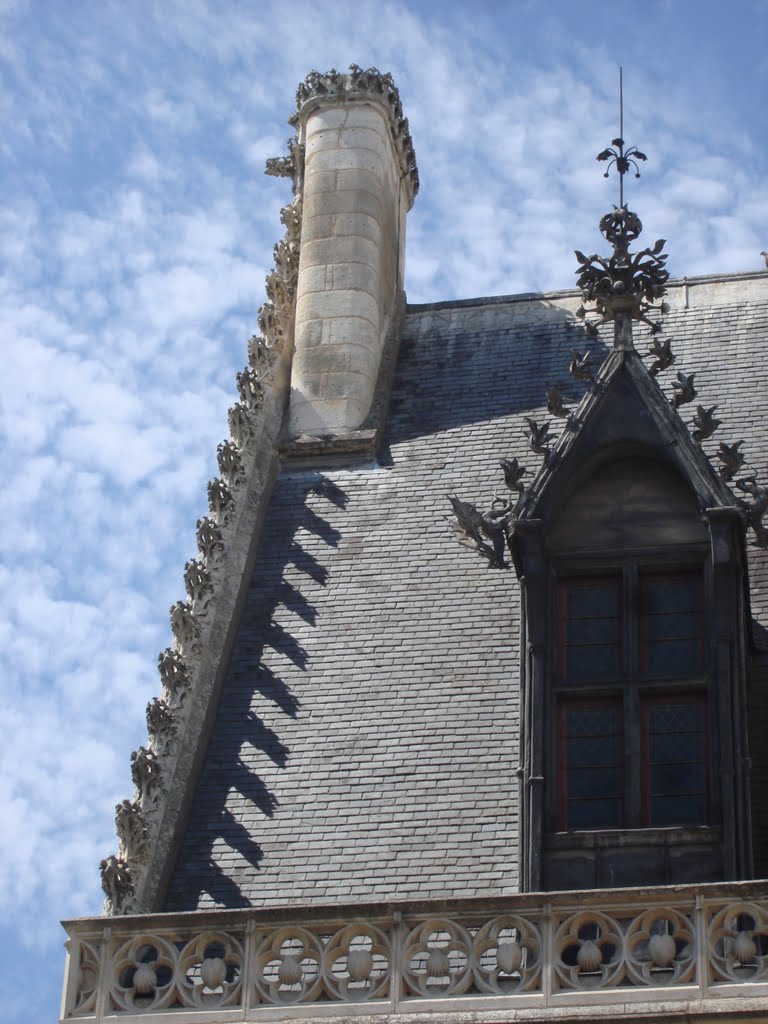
top-left (555, 569), bottom-right (707, 835)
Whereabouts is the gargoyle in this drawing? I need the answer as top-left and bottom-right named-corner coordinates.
top-left (546, 386), bottom-right (570, 418)
top-left (717, 440), bottom-right (745, 483)
top-left (523, 417), bottom-right (552, 459)
top-left (446, 495), bottom-right (513, 569)
top-left (569, 348), bottom-right (595, 383)
top-left (647, 336), bottom-right (675, 376)
top-left (736, 476), bottom-right (768, 547)
top-left (691, 405), bottom-right (721, 444)
top-left (671, 371), bottom-right (697, 409)
top-left (499, 457), bottom-right (528, 496)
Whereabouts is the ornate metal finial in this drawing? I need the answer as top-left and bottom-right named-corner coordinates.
top-left (596, 69), bottom-right (647, 210)
top-left (574, 69), bottom-right (669, 348)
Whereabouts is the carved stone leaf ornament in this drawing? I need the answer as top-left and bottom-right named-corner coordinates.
top-left (169, 599), bottom-right (199, 655)
top-left (196, 516), bottom-right (224, 562)
top-left (691, 404), bottom-right (722, 444)
top-left (216, 440), bottom-right (245, 489)
top-left (546, 386), bottom-right (570, 419)
top-left (569, 348), bottom-right (595, 383)
top-left (157, 647), bottom-right (188, 694)
top-left (228, 403), bottom-right (255, 450)
top-left (99, 854), bottom-right (134, 915)
top-left (671, 371), bottom-right (697, 409)
top-left (115, 799), bottom-right (149, 863)
top-left (523, 417), bottom-right (552, 459)
top-left (207, 478), bottom-right (234, 522)
top-left (717, 440), bottom-right (745, 482)
top-left (236, 368), bottom-right (264, 412)
top-left (146, 697), bottom-right (176, 749)
top-left (499, 457), bottom-right (528, 495)
top-left (647, 335), bottom-right (675, 376)
top-left (131, 747), bottom-right (162, 801)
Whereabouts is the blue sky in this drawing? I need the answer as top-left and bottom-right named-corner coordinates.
top-left (2, 1), bottom-right (768, 1020)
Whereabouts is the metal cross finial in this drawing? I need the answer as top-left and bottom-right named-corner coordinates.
top-left (596, 68), bottom-right (647, 208)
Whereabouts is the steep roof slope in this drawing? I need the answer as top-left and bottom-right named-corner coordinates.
top-left (164, 272), bottom-right (768, 910)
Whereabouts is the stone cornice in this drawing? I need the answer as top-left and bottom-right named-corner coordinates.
top-left (292, 65), bottom-right (419, 207)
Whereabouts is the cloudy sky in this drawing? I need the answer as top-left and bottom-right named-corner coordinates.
top-left (3, 0), bottom-right (768, 1020)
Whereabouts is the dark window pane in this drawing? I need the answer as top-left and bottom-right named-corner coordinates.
top-left (565, 644), bottom-right (618, 680)
top-left (647, 611), bottom-right (699, 641)
top-left (650, 703), bottom-right (702, 733)
top-left (642, 575), bottom-right (703, 677)
top-left (644, 578), bottom-right (699, 614)
top-left (568, 798), bottom-right (622, 830)
top-left (646, 699), bottom-right (706, 827)
top-left (567, 736), bottom-right (618, 769)
top-left (651, 731), bottom-right (702, 763)
top-left (651, 794), bottom-right (706, 827)
top-left (569, 767), bottom-right (621, 799)
top-left (567, 584), bottom-right (617, 618)
top-left (567, 616), bottom-right (618, 645)
top-left (651, 763), bottom-right (705, 794)
top-left (561, 580), bottom-right (619, 681)
top-left (647, 639), bottom-right (700, 676)
top-left (568, 707), bottom-right (615, 734)
top-left (561, 703), bottom-right (622, 830)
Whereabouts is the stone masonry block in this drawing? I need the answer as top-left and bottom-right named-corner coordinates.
top-left (294, 317), bottom-right (325, 350)
top-left (330, 262), bottom-right (378, 296)
top-left (330, 103), bottom-right (389, 132)
top-left (295, 339), bottom-right (380, 379)
top-left (334, 168), bottom-right (382, 198)
top-left (307, 147), bottom-right (386, 180)
top-left (302, 212), bottom-right (383, 247)
top-left (327, 315), bottom-right (384, 351)
top-left (296, 288), bottom-right (379, 327)
top-left (306, 107), bottom-right (350, 131)
top-left (294, 265), bottom-right (330, 295)
top-left (303, 188), bottom-right (383, 222)
top-left (300, 236), bottom-right (378, 272)
top-left (300, 168), bottom-right (337, 195)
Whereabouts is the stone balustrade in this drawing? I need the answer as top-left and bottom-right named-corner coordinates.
top-left (61, 880), bottom-right (768, 1022)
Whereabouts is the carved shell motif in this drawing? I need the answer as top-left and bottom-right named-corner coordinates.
top-left (278, 955), bottom-right (304, 986)
top-left (133, 962), bottom-right (157, 994)
top-left (346, 948), bottom-right (373, 981)
top-left (496, 940), bottom-right (523, 974)
top-left (576, 939), bottom-right (603, 973)
top-left (648, 932), bottom-right (677, 968)
top-left (200, 956), bottom-right (227, 989)
top-left (733, 930), bottom-right (757, 963)
top-left (425, 947), bottom-right (451, 978)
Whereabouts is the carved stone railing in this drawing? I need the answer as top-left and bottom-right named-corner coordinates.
top-left (61, 881), bottom-right (768, 1022)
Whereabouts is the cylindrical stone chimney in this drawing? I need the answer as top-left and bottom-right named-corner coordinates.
top-left (289, 68), bottom-right (418, 437)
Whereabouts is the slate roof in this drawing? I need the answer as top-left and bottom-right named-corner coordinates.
top-left (164, 271), bottom-right (768, 911)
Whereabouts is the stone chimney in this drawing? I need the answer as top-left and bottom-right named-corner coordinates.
top-left (288, 67), bottom-right (418, 439)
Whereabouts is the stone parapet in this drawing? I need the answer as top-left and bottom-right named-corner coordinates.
top-left (61, 880), bottom-right (768, 1022)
